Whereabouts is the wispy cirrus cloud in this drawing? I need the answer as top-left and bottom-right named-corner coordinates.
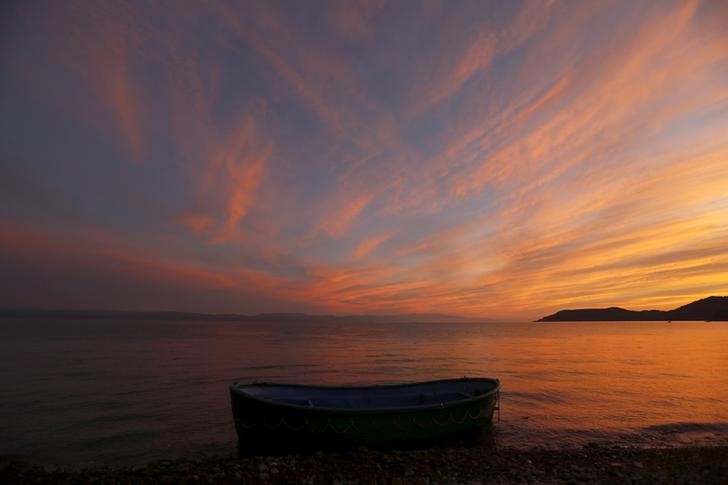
top-left (200, 117), bottom-right (272, 243)
top-left (2, 0), bottom-right (726, 318)
top-left (321, 192), bottom-right (375, 238)
top-left (44, 1), bottom-right (147, 162)
top-left (353, 233), bottom-right (392, 260)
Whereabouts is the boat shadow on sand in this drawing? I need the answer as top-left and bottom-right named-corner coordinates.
top-left (236, 421), bottom-right (499, 457)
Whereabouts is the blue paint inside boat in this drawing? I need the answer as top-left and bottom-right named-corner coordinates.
top-left (236, 379), bottom-right (497, 410)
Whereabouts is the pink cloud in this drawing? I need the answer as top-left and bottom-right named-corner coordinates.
top-left (353, 233), bottom-right (392, 259)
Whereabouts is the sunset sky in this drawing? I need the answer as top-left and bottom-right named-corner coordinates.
top-left (1, 0), bottom-right (727, 319)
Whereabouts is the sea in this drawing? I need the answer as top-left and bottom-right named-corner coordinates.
top-left (1, 318), bottom-right (726, 465)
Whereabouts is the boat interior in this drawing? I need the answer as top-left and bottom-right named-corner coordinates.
top-left (235, 379), bottom-right (498, 409)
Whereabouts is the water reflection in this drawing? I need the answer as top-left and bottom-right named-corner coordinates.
top-left (0, 319), bottom-right (726, 464)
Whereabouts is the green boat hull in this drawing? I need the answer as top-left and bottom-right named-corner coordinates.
top-left (230, 378), bottom-right (500, 448)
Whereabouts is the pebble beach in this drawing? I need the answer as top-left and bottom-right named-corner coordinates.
top-left (3, 445), bottom-right (727, 484)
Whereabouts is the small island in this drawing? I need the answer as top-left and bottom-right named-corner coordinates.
top-left (537, 296), bottom-right (728, 322)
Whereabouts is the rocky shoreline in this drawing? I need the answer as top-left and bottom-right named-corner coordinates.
top-left (3, 444), bottom-right (727, 484)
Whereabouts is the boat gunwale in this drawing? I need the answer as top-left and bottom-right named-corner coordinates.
top-left (230, 377), bottom-right (500, 415)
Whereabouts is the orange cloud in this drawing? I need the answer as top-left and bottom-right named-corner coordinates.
top-left (60, 1), bottom-right (147, 162)
top-left (353, 233), bottom-right (392, 259)
top-left (222, 151), bottom-right (269, 237)
top-left (321, 192), bottom-right (374, 237)
top-left (332, 0), bottom-right (386, 42)
top-left (97, 40), bottom-right (144, 162)
top-left (4, 0), bottom-right (726, 319)
top-left (409, 31), bottom-right (496, 115)
top-left (212, 1), bottom-right (378, 136)
top-left (409, 0), bottom-right (556, 116)
top-left (173, 100), bottom-right (273, 244)
top-left (440, 0), bottom-right (714, 200)
top-left (499, 0), bottom-right (555, 49)
top-left (180, 214), bottom-right (214, 233)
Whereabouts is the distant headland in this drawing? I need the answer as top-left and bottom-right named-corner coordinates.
top-left (537, 296), bottom-right (728, 322)
top-left (0, 308), bottom-right (483, 324)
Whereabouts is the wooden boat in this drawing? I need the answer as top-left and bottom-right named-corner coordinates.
top-left (230, 377), bottom-right (500, 448)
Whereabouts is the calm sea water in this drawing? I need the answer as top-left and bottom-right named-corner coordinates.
top-left (1, 318), bottom-right (727, 465)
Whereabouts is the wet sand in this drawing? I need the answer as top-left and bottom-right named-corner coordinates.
top-left (3, 445), bottom-right (727, 484)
